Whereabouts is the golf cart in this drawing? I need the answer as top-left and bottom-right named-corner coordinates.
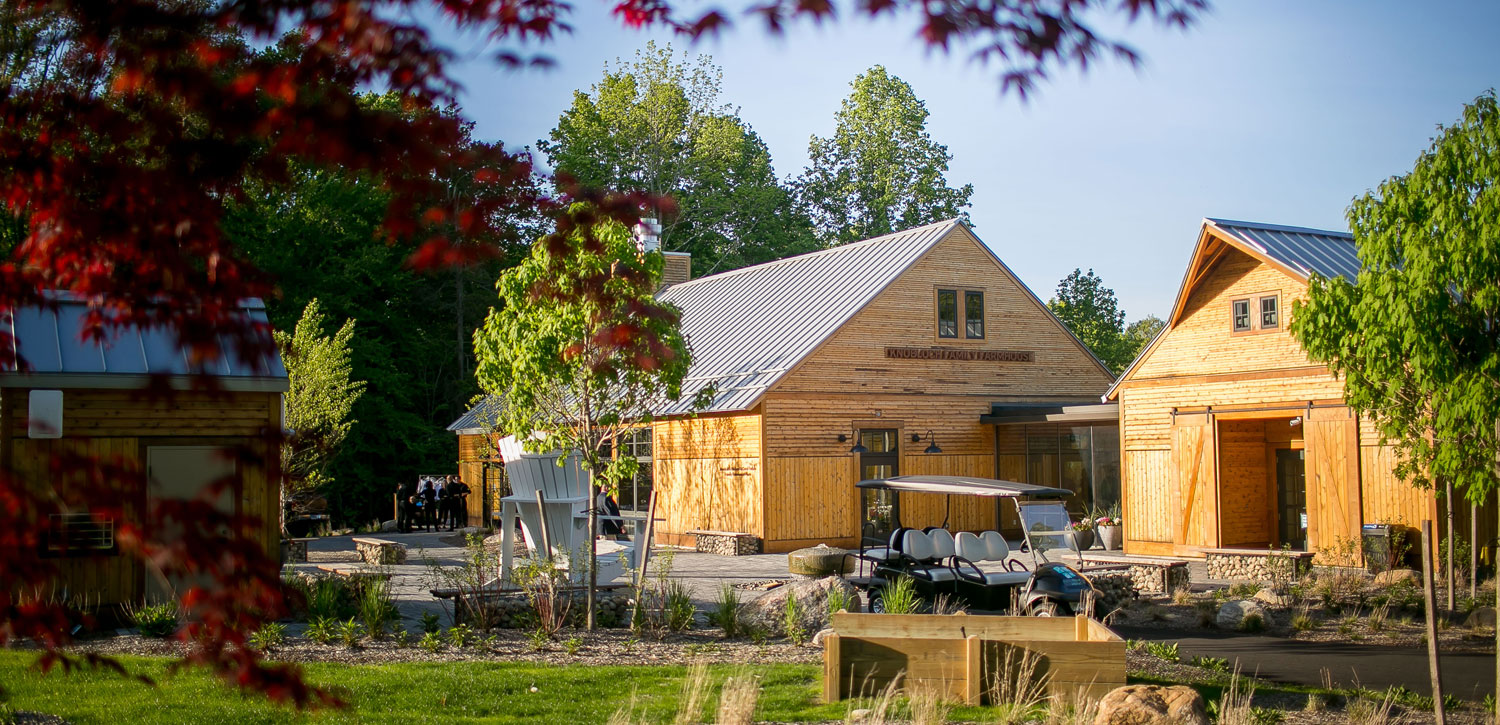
top-left (848, 475), bottom-right (1097, 617)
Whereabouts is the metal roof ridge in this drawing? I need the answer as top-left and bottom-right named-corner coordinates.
top-left (659, 218), bottom-right (960, 295)
top-left (1204, 217), bottom-right (1353, 239)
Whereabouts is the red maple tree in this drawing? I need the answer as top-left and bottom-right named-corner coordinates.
top-left (0, 0), bottom-right (1204, 708)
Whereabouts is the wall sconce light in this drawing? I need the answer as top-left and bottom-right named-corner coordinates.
top-left (911, 430), bottom-right (942, 454)
top-left (840, 427), bottom-right (869, 454)
top-left (1289, 416), bottom-right (1303, 427)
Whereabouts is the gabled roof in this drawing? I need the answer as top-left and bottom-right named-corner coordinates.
top-left (654, 219), bottom-right (962, 415)
top-left (1205, 218), bottom-right (1358, 281)
top-left (448, 395), bottom-right (505, 435)
top-left (2, 292), bottom-right (288, 392)
top-left (1104, 217), bottom-right (1356, 401)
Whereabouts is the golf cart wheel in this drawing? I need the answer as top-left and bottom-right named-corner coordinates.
top-left (868, 590), bottom-right (886, 614)
top-left (1027, 600), bottom-right (1061, 617)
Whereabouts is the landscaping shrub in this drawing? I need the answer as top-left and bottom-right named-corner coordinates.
top-left (1194, 600), bottom-right (1218, 628)
top-left (782, 596), bottom-right (805, 645)
top-left (337, 618), bottom-right (365, 648)
top-left (420, 611), bottom-right (441, 634)
top-left (825, 585), bottom-right (852, 620)
top-left (420, 631), bottom-right (444, 653)
top-left (513, 556), bottom-right (572, 636)
top-left (247, 622), bottom-right (286, 652)
top-left (128, 602), bottom-right (178, 638)
top-left (306, 617), bottom-right (337, 645)
top-left (393, 629), bottom-right (411, 648)
top-left (879, 576), bottom-right (921, 615)
top-left (1189, 655), bottom-right (1229, 673)
top-left (446, 624), bottom-right (473, 649)
top-left (708, 585), bottom-right (743, 638)
top-left (564, 636), bottom-right (582, 656)
top-left (1229, 582), bottom-right (1262, 599)
top-left (1290, 607), bottom-right (1316, 632)
top-left (1237, 613), bottom-right (1264, 633)
top-left (424, 534), bottom-right (501, 630)
top-left (305, 576), bottom-right (357, 622)
top-left (1137, 640), bottom-right (1178, 662)
top-left (663, 580), bottom-right (696, 633)
top-left (358, 578), bottom-right (396, 639)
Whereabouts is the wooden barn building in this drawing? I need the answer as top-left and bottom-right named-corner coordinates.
top-left (455, 220), bottom-right (1122, 553)
top-left (1, 294), bottom-right (288, 605)
top-left (1108, 219), bottom-right (1489, 563)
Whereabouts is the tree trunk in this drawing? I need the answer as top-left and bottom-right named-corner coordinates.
top-left (585, 467), bottom-right (597, 631)
top-left (1421, 520), bottom-right (1447, 725)
top-left (1445, 478), bottom-right (1454, 610)
top-left (1471, 501), bottom-right (1478, 601)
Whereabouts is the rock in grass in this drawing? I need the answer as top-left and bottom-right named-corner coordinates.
top-left (1216, 600), bottom-right (1270, 630)
top-left (811, 627), bottom-right (835, 647)
top-left (1373, 569), bottom-right (1420, 587)
top-left (1464, 606), bottom-right (1496, 629)
top-left (1252, 589), bottom-right (1289, 608)
top-left (743, 577), bottom-right (860, 634)
top-left (1094, 684), bottom-right (1208, 725)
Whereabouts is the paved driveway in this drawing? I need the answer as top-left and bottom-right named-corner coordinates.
top-left (1116, 625), bottom-right (1495, 700)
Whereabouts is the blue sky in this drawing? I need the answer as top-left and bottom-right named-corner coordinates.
top-left (435, 1), bottom-right (1499, 320)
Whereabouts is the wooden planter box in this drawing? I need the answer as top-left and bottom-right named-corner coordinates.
top-left (822, 612), bottom-right (1124, 705)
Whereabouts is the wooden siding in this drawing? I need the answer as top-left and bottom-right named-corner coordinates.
top-left (1122, 450), bottom-right (1171, 544)
top-left (764, 457), bottom-right (855, 545)
top-left (1133, 246), bottom-right (1311, 379)
top-left (772, 225), bottom-right (1113, 400)
top-left (1, 388), bottom-right (281, 605)
top-left (651, 409), bottom-right (764, 542)
top-left (1219, 420), bottom-right (1271, 546)
top-left (1170, 413), bottom-right (1218, 552)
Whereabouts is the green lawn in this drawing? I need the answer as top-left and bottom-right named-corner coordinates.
top-left (0, 651), bottom-right (1017, 724)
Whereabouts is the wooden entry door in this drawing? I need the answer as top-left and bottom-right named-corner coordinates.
top-left (1275, 448), bottom-right (1307, 549)
top-left (1304, 408), bottom-right (1361, 559)
top-left (858, 430), bottom-right (899, 549)
top-left (145, 446), bottom-right (238, 602)
top-left (1171, 413), bottom-right (1219, 552)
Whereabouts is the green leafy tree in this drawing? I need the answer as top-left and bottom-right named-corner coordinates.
top-left (1124, 314), bottom-right (1166, 364)
top-left (540, 42), bottom-right (816, 275)
top-left (273, 299), bottom-right (367, 533)
top-left (796, 65), bottom-right (974, 246)
top-left (1291, 91), bottom-right (1500, 498)
top-left (474, 206), bottom-right (709, 628)
top-left (1288, 91), bottom-right (1499, 717)
top-left (1048, 268), bottom-right (1132, 374)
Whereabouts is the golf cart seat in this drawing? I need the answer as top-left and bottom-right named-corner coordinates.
top-left (899, 529), bottom-right (956, 582)
top-left (955, 531), bottom-right (1031, 586)
top-left (859, 527), bottom-right (911, 563)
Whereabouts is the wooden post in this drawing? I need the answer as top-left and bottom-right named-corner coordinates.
top-left (823, 632), bottom-right (842, 703)
top-left (1421, 520), bottom-right (1447, 725)
top-left (964, 635), bottom-right (982, 706)
top-left (1470, 501), bottom-right (1478, 602)
top-left (534, 489), bottom-right (552, 561)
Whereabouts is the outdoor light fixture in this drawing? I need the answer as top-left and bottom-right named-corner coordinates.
top-left (846, 427), bottom-right (869, 454)
top-left (1289, 416), bottom-right (1303, 427)
top-left (911, 430), bottom-right (942, 454)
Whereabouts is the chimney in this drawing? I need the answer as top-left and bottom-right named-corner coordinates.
top-left (634, 217), bottom-right (691, 291)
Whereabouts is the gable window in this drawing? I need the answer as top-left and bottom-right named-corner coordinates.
top-left (937, 289), bottom-right (958, 338)
top-left (1259, 295), bottom-right (1279, 329)
top-left (42, 512), bottom-right (116, 557)
top-left (964, 291), bottom-right (984, 338)
top-left (1231, 299), bottom-right (1252, 332)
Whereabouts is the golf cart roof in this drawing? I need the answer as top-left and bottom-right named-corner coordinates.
top-left (854, 475), bottom-right (1073, 499)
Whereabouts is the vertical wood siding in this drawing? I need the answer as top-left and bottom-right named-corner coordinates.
top-left (1170, 413), bottom-right (1218, 551)
top-left (1218, 420), bottom-right (1270, 546)
top-left (1305, 407), bottom-right (1361, 559)
top-left (1122, 449), bottom-right (1171, 544)
top-left (652, 410), bottom-right (764, 541)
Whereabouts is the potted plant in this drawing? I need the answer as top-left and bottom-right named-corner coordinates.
top-left (1068, 518), bottom-right (1095, 552)
top-left (1096, 508), bottom-right (1123, 551)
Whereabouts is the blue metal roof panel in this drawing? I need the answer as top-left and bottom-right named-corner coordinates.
top-left (2, 295), bottom-right (287, 383)
top-left (1206, 218), bottom-right (1359, 280)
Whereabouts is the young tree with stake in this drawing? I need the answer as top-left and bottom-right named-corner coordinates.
top-left (473, 204), bottom-right (709, 629)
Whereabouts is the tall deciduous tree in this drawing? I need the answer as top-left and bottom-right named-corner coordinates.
top-left (1048, 268), bottom-right (1132, 374)
top-left (797, 65), bottom-right (974, 246)
top-left (274, 299), bottom-right (367, 533)
top-left (1124, 315), bottom-right (1166, 364)
top-left (541, 42), bottom-right (816, 274)
top-left (1289, 91), bottom-right (1500, 717)
top-left (473, 205), bottom-right (708, 629)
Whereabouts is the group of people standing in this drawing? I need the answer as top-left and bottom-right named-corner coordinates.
top-left (395, 474), bottom-right (469, 533)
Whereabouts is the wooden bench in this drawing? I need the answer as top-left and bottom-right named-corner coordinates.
top-left (314, 564), bottom-right (394, 582)
top-left (351, 537), bottom-right (408, 565)
top-left (686, 529), bottom-right (762, 556)
top-left (281, 537), bottom-right (315, 563)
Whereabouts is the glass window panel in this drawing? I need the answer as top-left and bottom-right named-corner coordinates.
top-left (861, 489), bottom-right (899, 548)
top-left (1260, 296), bottom-right (1279, 328)
top-left (1232, 299), bottom-right (1251, 331)
top-left (1060, 426), bottom-right (1092, 511)
top-left (1090, 425), bottom-right (1121, 514)
top-left (965, 291), bottom-right (984, 338)
top-left (861, 429), bottom-right (898, 454)
top-left (1026, 425), bottom-right (1060, 487)
top-left (937, 289), bottom-right (957, 338)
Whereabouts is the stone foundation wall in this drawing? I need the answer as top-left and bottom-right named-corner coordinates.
top-left (1205, 551), bottom-right (1314, 581)
top-left (1083, 559), bottom-right (1190, 595)
top-left (694, 533), bottom-right (762, 556)
top-left (1087, 570), bottom-right (1138, 613)
top-left (354, 539), bottom-right (408, 565)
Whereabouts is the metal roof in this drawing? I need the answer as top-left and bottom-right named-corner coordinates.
top-left (980, 401), bottom-right (1119, 425)
top-left (1206, 218), bottom-right (1359, 280)
top-left (1, 293), bottom-right (288, 391)
top-left (654, 219), bottom-right (960, 414)
top-left (447, 395), bottom-right (505, 434)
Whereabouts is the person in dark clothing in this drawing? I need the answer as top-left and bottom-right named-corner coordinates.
top-left (418, 480), bottom-right (437, 532)
top-left (395, 479), bottom-right (416, 533)
top-left (445, 475), bottom-right (469, 531)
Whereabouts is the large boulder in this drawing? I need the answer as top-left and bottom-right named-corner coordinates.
top-left (1252, 589), bottom-right (1290, 608)
top-left (380, 519), bottom-right (398, 532)
top-left (1216, 600), bottom-right (1270, 630)
top-left (787, 545), bottom-right (852, 577)
top-left (744, 577), bottom-right (861, 635)
top-left (1465, 607), bottom-right (1496, 630)
top-left (1374, 569), bottom-right (1420, 587)
top-left (1094, 684), bottom-right (1208, 725)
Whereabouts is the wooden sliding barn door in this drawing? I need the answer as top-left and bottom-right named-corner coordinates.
top-left (1304, 407), bottom-right (1361, 562)
top-left (1171, 413), bottom-right (1219, 553)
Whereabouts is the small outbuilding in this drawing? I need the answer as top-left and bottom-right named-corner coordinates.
top-left (1, 294), bottom-right (288, 605)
